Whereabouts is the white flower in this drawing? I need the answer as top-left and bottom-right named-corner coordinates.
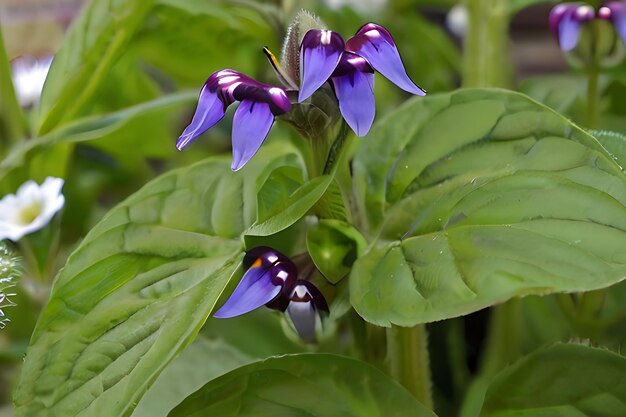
top-left (447, 4), bottom-right (469, 38)
top-left (0, 177), bottom-right (65, 241)
top-left (11, 55), bottom-right (53, 107)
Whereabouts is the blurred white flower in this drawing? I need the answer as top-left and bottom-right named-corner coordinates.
top-left (11, 55), bottom-right (53, 107)
top-left (0, 177), bottom-right (65, 241)
top-left (447, 4), bottom-right (469, 38)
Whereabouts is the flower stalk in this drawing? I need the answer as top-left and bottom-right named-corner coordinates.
top-left (463, 0), bottom-right (511, 88)
top-left (387, 324), bottom-right (433, 409)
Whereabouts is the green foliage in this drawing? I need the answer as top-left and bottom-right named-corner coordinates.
top-left (351, 89), bottom-right (626, 326)
top-left (37, 0), bottom-right (155, 133)
top-left (307, 219), bottom-right (366, 283)
top-left (13, 157), bottom-right (252, 417)
top-left (168, 353), bottom-right (437, 417)
top-left (481, 343), bottom-right (626, 417)
top-left (246, 174), bottom-right (333, 237)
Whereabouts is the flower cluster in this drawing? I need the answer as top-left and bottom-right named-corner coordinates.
top-left (298, 23), bottom-right (426, 135)
top-left (177, 21), bottom-right (424, 171)
top-left (550, 1), bottom-right (626, 51)
top-left (214, 247), bottom-right (328, 343)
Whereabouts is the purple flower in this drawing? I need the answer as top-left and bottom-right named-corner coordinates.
top-left (176, 70), bottom-right (291, 171)
top-left (599, 2), bottom-right (626, 44)
top-left (214, 246), bottom-right (329, 342)
top-left (549, 2), bottom-right (626, 51)
top-left (298, 23), bottom-right (426, 136)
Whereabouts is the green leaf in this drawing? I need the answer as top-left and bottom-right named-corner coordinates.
top-left (352, 89), bottom-right (626, 326)
top-left (0, 26), bottom-right (26, 146)
top-left (480, 343), bottom-right (626, 417)
top-left (168, 354), bottom-right (437, 417)
top-left (131, 335), bottom-right (253, 417)
top-left (592, 129), bottom-right (626, 166)
top-left (307, 219), bottom-right (367, 284)
top-left (135, 0), bottom-right (277, 86)
top-left (13, 156), bottom-right (271, 417)
top-left (132, 310), bottom-right (304, 417)
top-left (245, 174), bottom-right (333, 237)
top-left (38, 0), bottom-right (155, 133)
top-left (0, 92), bottom-right (195, 193)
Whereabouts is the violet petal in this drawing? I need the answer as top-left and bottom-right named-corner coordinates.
top-left (603, 2), bottom-right (626, 45)
top-left (176, 85), bottom-right (226, 150)
top-left (231, 99), bottom-right (274, 171)
top-left (213, 265), bottom-right (281, 318)
top-left (331, 55), bottom-right (375, 136)
top-left (298, 29), bottom-right (345, 102)
top-left (345, 23), bottom-right (426, 96)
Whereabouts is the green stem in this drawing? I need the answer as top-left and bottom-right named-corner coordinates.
top-left (323, 121), bottom-right (350, 175)
top-left (0, 27), bottom-right (27, 149)
top-left (387, 325), bottom-right (433, 409)
top-left (478, 299), bottom-right (521, 378)
top-left (463, 0), bottom-right (511, 88)
top-left (586, 68), bottom-right (599, 129)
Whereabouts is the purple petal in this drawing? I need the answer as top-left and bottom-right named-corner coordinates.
top-left (176, 85), bottom-right (227, 150)
top-left (298, 30), bottom-right (345, 102)
top-left (601, 2), bottom-right (626, 45)
top-left (345, 23), bottom-right (425, 96)
top-left (231, 99), bottom-right (274, 171)
top-left (213, 266), bottom-right (281, 318)
top-left (552, 4), bottom-right (595, 52)
top-left (331, 54), bottom-right (375, 136)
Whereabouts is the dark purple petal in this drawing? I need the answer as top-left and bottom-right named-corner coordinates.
top-left (177, 69), bottom-right (289, 153)
top-left (284, 280), bottom-right (329, 343)
top-left (600, 2), bottom-right (626, 45)
top-left (298, 29), bottom-right (345, 102)
top-left (345, 23), bottom-right (425, 96)
top-left (231, 99), bottom-right (275, 171)
top-left (213, 265), bottom-right (281, 318)
top-left (176, 85), bottom-right (227, 150)
top-left (331, 53), bottom-right (375, 136)
top-left (243, 246), bottom-right (288, 269)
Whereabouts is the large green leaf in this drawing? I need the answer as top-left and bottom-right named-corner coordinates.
top-left (351, 89), bottom-right (626, 326)
top-left (13, 153), bottom-right (296, 417)
top-left (480, 343), bottom-right (626, 417)
top-left (168, 353), bottom-right (437, 417)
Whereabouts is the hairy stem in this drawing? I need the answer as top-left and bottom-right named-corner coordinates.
top-left (387, 325), bottom-right (433, 409)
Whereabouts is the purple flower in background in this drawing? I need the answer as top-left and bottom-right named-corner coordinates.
top-left (176, 70), bottom-right (291, 171)
top-left (599, 1), bottom-right (626, 44)
top-left (298, 23), bottom-right (426, 136)
top-left (214, 246), bottom-right (329, 342)
top-left (549, 2), bottom-right (626, 51)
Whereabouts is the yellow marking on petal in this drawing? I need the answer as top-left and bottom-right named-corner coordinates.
top-left (251, 257), bottom-right (263, 268)
top-left (263, 47), bottom-right (298, 90)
